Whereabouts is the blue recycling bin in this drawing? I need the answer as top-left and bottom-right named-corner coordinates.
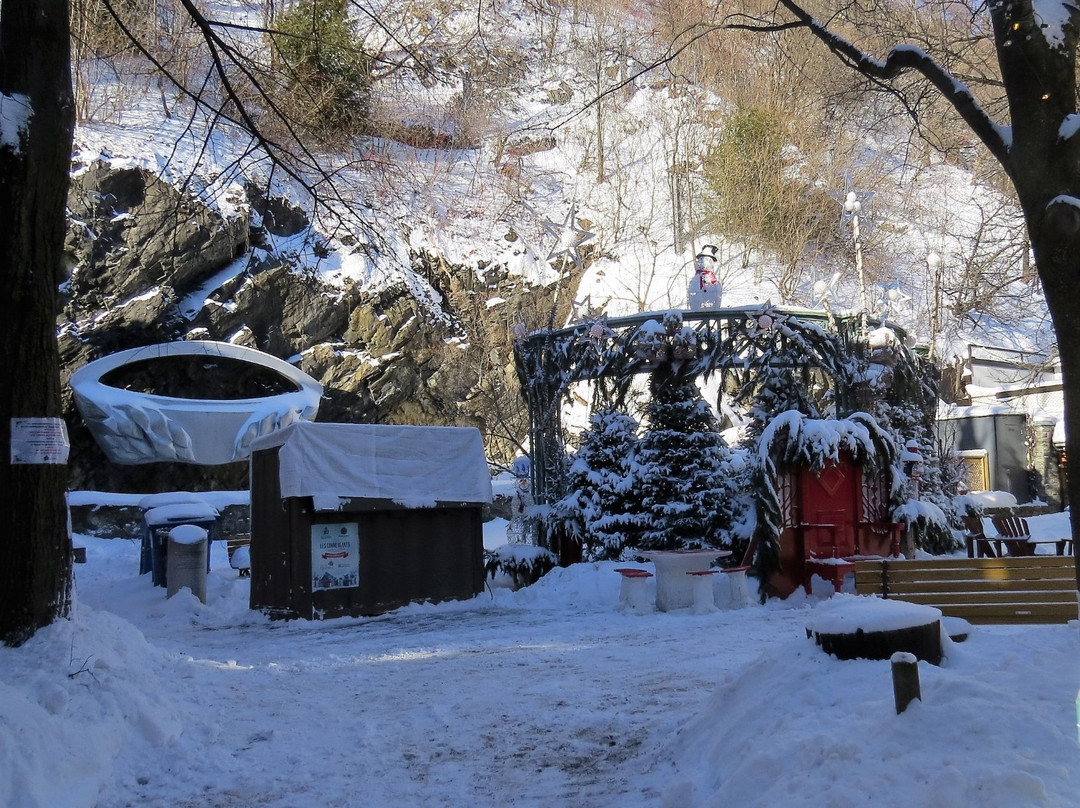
top-left (141, 500), bottom-right (218, 587)
top-left (138, 492), bottom-right (215, 577)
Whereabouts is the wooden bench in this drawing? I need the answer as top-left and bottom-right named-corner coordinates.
top-left (854, 555), bottom-right (1078, 624)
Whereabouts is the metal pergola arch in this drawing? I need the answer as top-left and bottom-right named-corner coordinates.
top-left (513, 304), bottom-right (886, 509)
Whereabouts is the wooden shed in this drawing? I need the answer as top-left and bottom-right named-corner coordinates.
top-left (248, 422), bottom-right (492, 619)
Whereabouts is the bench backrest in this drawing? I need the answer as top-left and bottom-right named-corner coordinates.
top-left (854, 556), bottom-right (1078, 624)
top-left (962, 515), bottom-right (985, 538)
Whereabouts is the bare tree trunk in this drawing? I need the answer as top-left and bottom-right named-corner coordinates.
top-left (595, 61), bottom-right (605, 183)
top-left (992, 6), bottom-right (1080, 587)
top-left (1030, 240), bottom-right (1080, 588)
top-left (0, 0), bottom-right (76, 645)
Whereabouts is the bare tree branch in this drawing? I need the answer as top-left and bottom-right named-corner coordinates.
top-left (732, 2), bottom-right (1011, 165)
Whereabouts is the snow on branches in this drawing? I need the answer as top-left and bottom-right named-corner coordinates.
top-left (757, 410), bottom-right (899, 476)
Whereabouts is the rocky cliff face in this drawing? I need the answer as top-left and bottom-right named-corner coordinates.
top-left (60, 161), bottom-right (581, 493)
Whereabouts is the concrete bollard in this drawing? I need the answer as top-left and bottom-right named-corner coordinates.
top-left (891, 651), bottom-right (922, 714)
top-left (167, 524), bottom-right (208, 603)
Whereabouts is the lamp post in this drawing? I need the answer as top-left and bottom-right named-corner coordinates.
top-left (844, 191), bottom-right (869, 335)
top-left (927, 252), bottom-right (942, 361)
top-left (830, 181), bottom-right (874, 335)
top-left (902, 439), bottom-right (925, 500)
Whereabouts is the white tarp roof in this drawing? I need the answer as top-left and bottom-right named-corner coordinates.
top-left (249, 422), bottom-right (493, 511)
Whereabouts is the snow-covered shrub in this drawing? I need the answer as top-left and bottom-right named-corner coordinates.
top-left (952, 493), bottom-right (984, 518)
top-left (484, 544), bottom-right (557, 590)
top-left (894, 499), bottom-right (956, 555)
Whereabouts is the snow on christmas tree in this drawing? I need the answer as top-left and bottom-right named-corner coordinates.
top-left (552, 407), bottom-right (641, 561)
top-left (633, 367), bottom-right (736, 551)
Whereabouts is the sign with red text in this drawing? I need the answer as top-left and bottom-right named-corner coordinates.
top-left (311, 523), bottom-right (359, 590)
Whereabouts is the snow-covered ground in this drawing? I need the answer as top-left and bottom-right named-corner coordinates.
top-left (1, 511), bottom-right (1077, 808)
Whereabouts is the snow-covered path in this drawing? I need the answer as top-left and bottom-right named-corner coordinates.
top-left (77, 542), bottom-right (798, 808)
top-left (4, 529), bottom-right (1077, 808)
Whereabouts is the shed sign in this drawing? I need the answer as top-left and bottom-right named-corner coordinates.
top-left (311, 523), bottom-right (359, 590)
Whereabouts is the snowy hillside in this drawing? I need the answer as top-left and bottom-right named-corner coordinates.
top-left (71, 0), bottom-right (1054, 365)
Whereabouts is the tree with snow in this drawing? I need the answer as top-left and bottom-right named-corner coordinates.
top-left (633, 367), bottom-right (735, 552)
top-left (852, 327), bottom-right (960, 554)
top-left (551, 407), bottom-right (640, 561)
top-left (0, 0), bottom-right (75, 645)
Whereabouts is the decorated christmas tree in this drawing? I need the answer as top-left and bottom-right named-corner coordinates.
top-left (552, 407), bottom-right (640, 560)
top-left (633, 367), bottom-right (735, 551)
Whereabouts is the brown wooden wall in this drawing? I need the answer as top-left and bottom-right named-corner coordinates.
top-left (249, 445), bottom-right (485, 619)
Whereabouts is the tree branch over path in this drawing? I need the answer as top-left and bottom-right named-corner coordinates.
top-left (97, 0), bottom-right (381, 245)
top-left (722, 3), bottom-right (1011, 166)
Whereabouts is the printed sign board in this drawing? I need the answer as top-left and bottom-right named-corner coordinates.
top-left (311, 523), bottom-right (359, 590)
top-left (10, 417), bottom-right (70, 464)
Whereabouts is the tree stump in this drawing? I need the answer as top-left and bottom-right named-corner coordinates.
top-left (805, 596), bottom-right (943, 665)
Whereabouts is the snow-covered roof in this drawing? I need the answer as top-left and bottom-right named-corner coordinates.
top-left (249, 421), bottom-right (492, 510)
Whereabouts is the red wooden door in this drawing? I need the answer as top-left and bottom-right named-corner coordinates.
top-left (798, 457), bottom-right (861, 558)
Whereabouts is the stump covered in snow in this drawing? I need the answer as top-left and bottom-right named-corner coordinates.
top-left (805, 595), bottom-right (943, 665)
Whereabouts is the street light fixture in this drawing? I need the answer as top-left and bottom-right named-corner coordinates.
top-left (830, 180), bottom-right (874, 335)
top-left (927, 252), bottom-right (942, 361)
top-left (843, 191), bottom-right (869, 335)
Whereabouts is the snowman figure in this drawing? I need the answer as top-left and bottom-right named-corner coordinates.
top-left (688, 245), bottom-right (722, 310)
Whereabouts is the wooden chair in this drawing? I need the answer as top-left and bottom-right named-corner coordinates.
top-left (991, 515), bottom-right (1035, 556)
top-left (963, 515), bottom-right (997, 558)
top-left (992, 514), bottom-right (1073, 556)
